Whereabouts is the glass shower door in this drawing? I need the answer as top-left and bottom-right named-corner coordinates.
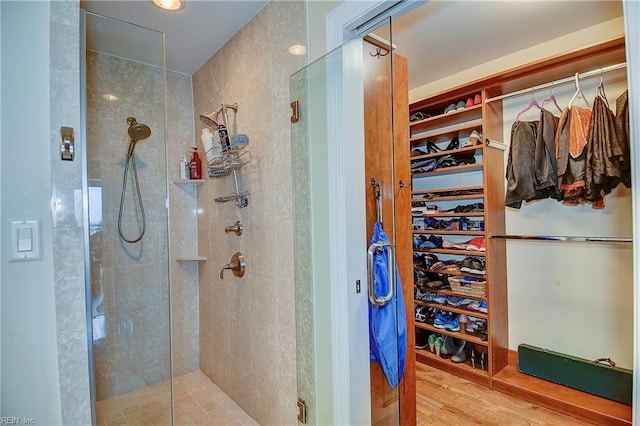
top-left (292, 16), bottom-right (407, 425)
top-left (82, 11), bottom-right (172, 425)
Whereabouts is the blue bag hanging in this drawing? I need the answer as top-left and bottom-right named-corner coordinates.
top-left (368, 221), bottom-right (406, 388)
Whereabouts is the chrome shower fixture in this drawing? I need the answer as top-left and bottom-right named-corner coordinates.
top-left (127, 116), bottom-right (151, 142)
top-left (199, 112), bottom-right (219, 128)
top-left (125, 117), bottom-right (151, 159)
top-left (118, 116), bottom-right (151, 243)
top-left (199, 103), bottom-right (239, 129)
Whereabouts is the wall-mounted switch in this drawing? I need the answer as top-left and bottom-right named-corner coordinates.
top-left (10, 220), bottom-right (41, 261)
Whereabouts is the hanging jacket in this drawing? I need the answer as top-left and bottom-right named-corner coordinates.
top-left (368, 222), bottom-right (406, 388)
top-left (505, 120), bottom-right (538, 208)
top-left (555, 106), bottom-right (592, 204)
top-left (585, 95), bottom-right (625, 207)
top-left (615, 90), bottom-right (631, 188)
top-left (533, 109), bottom-right (561, 200)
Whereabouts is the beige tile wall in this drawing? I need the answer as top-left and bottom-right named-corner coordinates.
top-left (165, 69), bottom-right (200, 377)
top-left (192, 2), bottom-right (306, 424)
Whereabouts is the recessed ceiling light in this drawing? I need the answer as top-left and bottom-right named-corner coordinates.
top-left (151, 0), bottom-right (184, 11)
top-left (288, 44), bottom-right (307, 56)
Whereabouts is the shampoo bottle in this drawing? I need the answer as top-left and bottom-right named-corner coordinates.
top-left (180, 155), bottom-right (189, 180)
top-left (190, 147), bottom-right (202, 179)
top-left (201, 128), bottom-right (220, 164)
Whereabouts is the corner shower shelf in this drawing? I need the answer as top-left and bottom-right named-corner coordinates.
top-left (175, 256), bottom-right (207, 261)
top-left (174, 179), bottom-right (205, 185)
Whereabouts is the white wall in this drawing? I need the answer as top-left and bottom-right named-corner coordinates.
top-left (501, 70), bottom-right (633, 368)
top-left (409, 17), bottom-right (625, 102)
top-left (0, 1), bottom-right (63, 423)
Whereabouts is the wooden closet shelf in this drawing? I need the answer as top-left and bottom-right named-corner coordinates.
top-left (416, 349), bottom-right (491, 387)
top-left (409, 104), bottom-right (482, 132)
top-left (412, 193), bottom-right (484, 203)
top-left (415, 300), bottom-right (489, 319)
top-left (414, 248), bottom-right (487, 256)
top-left (412, 185), bottom-right (483, 197)
top-left (415, 286), bottom-right (487, 301)
top-left (412, 212), bottom-right (485, 218)
top-left (413, 230), bottom-right (485, 236)
top-left (410, 145), bottom-right (484, 161)
top-left (415, 322), bottom-right (489, 346)
top-left (415, 266), bottom-right (486, 279)
top-left (410, 120), bottom-right (483, 143)
top-left (492, 357), bottom-right (632, 425)
top-left (412, 163), bottom-right (483, 177)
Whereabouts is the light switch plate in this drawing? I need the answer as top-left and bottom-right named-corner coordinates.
top-left (10, 220), bottom-right (41, 261)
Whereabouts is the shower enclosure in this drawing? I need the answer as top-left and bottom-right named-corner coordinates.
top-left (82, 12), bottom-right (172, 424)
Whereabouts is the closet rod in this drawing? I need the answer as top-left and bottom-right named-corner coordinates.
top-left (489, 233), bottom-right (632, 243)
top-left (484, 62), bottom-right (627, 104)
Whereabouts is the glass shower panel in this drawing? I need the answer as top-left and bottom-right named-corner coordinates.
top-left (292, 20), bottom-right (402, 423)
top-left (83, 11), bottom-right (171, 424)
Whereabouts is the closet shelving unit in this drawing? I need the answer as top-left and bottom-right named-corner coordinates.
top-left (408, 36), bottom-right (631, 425)
top-left (410, 86), bottom-right (506, 388)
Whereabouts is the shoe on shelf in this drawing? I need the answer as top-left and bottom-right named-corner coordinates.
top-left (414, 305), bottom-right (427, 323)
top-left (446, 296), bottom-right (473, 307)
top-left (458, 314), bottom-right (475, 333)
top-left (474, 93), bottom-right (482, 105)
top-left (415, 330), bottom-right (429, 349)
top-left (432, 293), bottom-right (448, 305)
top-left (440, 335), bottom-right (458, 357)
top-left (451, 340), bottom-right (467, 363)
top-left (428, 334), bottom-right (436, 352)
top-left (465, 97), bottom-right (474, 107)
top-left (455, 100), bottom-right (466, 110)
top-left (434, 311), bottom-right (460, 332)
top-left (462, 129), bottom-right (483, 148)
top-left (410, 111), bottom-right (428, 122)
top-left (434, 336), bottom-right (443, 356)
top-left (444, 103), bottom-right (457, 114)
top-left (466, 237), bottom-right (486, 251)
top-left (445, 137), bottom-right (460, 151)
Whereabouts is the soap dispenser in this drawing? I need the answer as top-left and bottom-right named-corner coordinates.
top-left (190, 147), bottom-right (202, 179)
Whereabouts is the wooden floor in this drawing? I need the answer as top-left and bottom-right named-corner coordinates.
top-left (416, 363), bottom-right (596, 425)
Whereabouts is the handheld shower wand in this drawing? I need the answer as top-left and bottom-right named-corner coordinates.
top-left (118, 117), bottom-right (151, 243)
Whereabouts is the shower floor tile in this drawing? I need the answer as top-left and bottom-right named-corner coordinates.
top-left (97, 370), bottom-right (257, 425)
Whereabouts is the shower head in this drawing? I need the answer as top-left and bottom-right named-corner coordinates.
top-left (127, 117), bottom-right (151, 142)
top-left (199, 112), bottom-right (219, 128)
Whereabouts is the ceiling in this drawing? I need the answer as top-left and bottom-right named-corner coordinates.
top-left (81, 0), bottom-right (268, 75)
top-left (81, 0), bottom-right (623, 84)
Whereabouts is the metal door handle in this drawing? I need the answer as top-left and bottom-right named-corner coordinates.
top-left (367, 241), bottom-right (394, 306)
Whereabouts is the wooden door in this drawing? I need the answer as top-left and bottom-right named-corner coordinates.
top-left (363, 39), bottom-right (415, 425)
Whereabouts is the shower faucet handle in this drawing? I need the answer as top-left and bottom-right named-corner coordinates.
top-left (220, 252), bottom-right (245, 279)
top-left (224, 220), bottom-right (243, 236)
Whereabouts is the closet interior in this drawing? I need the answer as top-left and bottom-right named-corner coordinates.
top-left (407, 36), bottom-right (632, 425)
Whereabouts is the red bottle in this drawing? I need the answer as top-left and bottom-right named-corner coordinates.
top-left (190, 147), bottom-right (202, 179)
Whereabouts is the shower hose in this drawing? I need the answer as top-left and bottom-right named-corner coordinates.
top-left (118, 146), bottom-right (146, 243)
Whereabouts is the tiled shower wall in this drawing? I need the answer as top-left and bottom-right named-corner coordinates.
top-left (86, 51), bottom-right (171, 400)
top-left (165, 69), bottom-right (200, 377)
top-left (192, 2), bottom-right (306, 423)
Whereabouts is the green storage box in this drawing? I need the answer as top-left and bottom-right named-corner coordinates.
top-left (518, 344), bottom-right (632, 405)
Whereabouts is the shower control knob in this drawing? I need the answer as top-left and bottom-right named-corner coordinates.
top-left (219, 252), bottom-right (245, 279)
top-left (224, 220), bottom-right (243, 236)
